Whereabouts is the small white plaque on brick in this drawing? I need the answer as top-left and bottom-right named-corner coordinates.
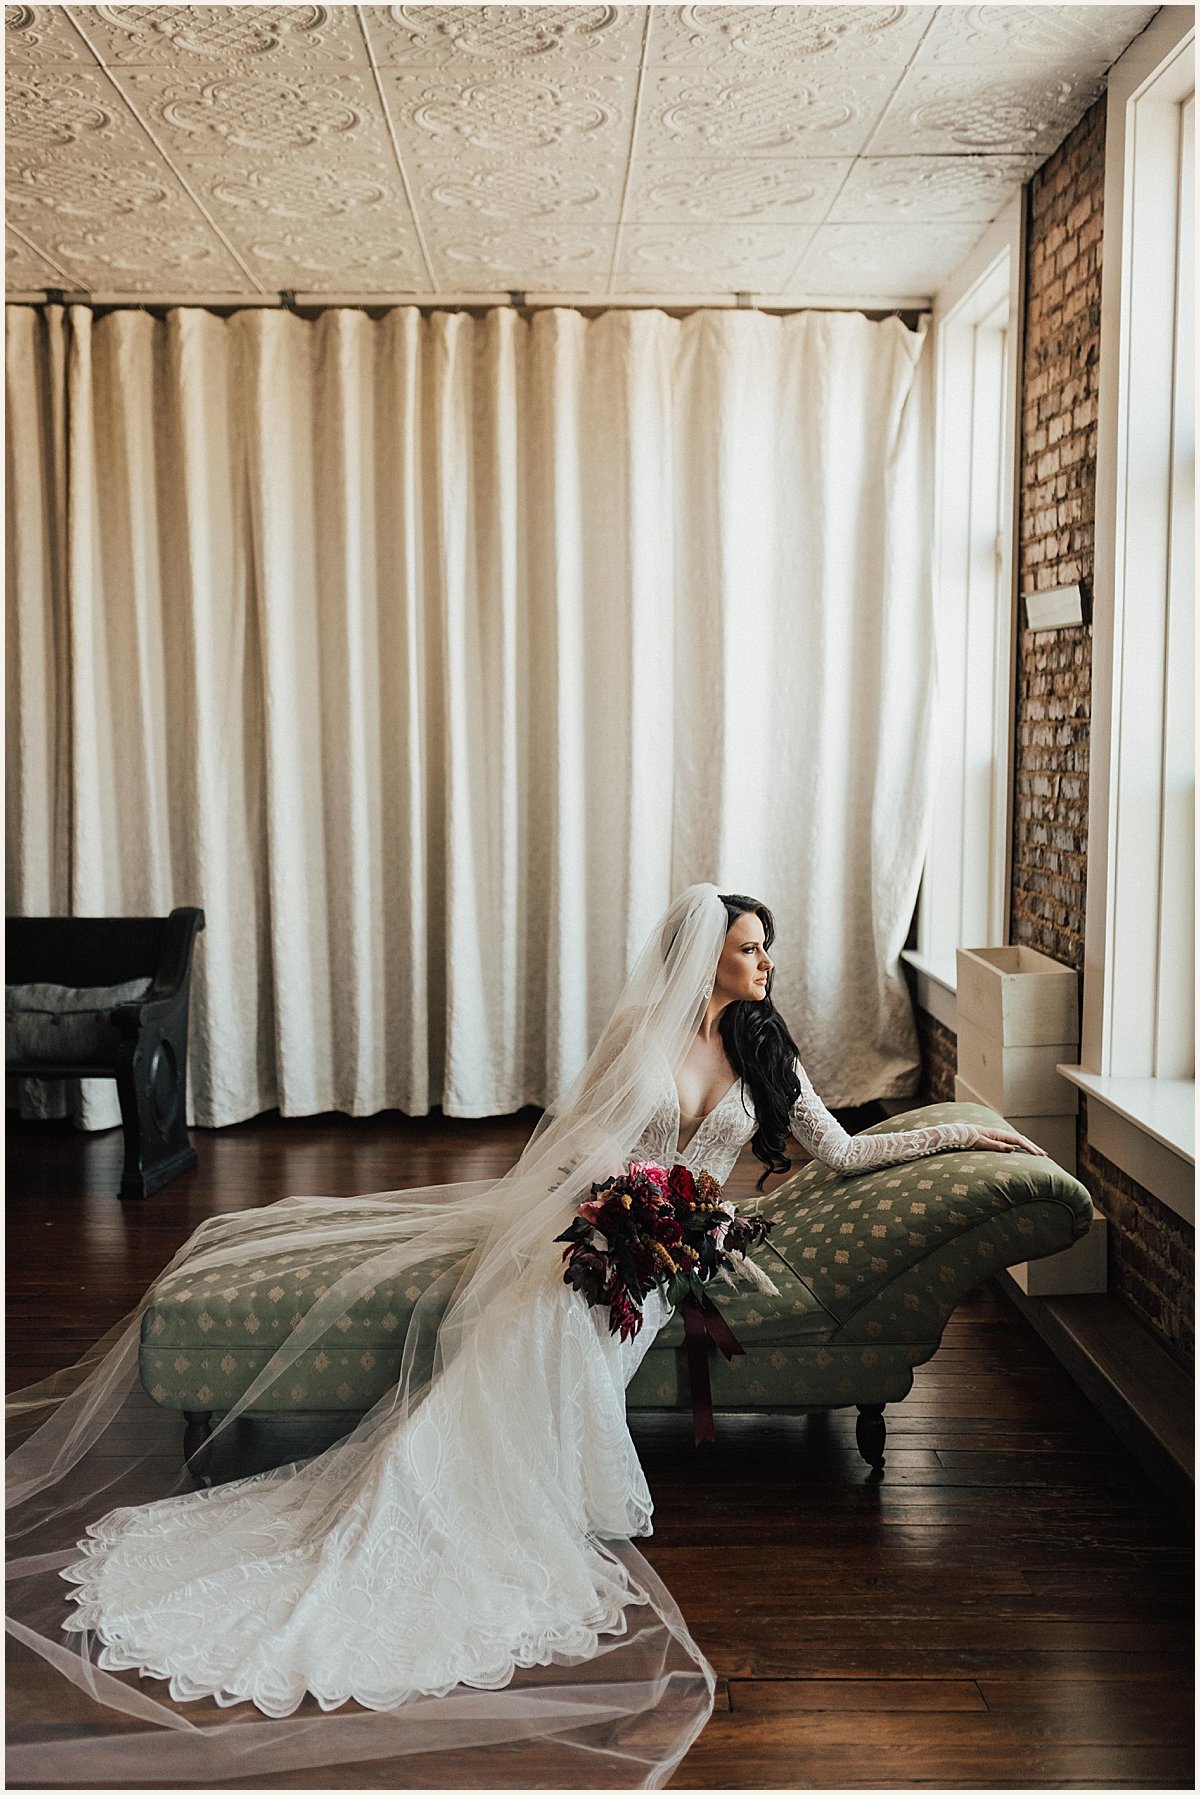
top-left (1023, 583), bottom-right (1090, 631)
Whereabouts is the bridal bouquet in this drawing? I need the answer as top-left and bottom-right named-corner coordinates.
top-left (554, 1160), bottom-right (778, 1344)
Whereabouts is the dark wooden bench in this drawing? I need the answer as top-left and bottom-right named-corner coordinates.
top-left (6, 907), bottom-right (205, 1199)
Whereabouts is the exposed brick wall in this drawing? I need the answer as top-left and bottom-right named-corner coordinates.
top-left (914, 1004), bottom-right (956, 1106)
top-left (1010, 631), bottom-right (1091, 971)
top-left (1012, 98), bottom-right (1103, 970)
top-left (914, 97), bottom-right (1194, 1373)
top-left (1079, 1101), bottom-right (1196, 1373)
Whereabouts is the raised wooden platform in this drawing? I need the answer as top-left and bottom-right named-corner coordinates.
top-left (996, 1269), bottom-right (1194, 1519)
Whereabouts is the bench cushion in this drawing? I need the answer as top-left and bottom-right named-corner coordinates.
top-left (140, 1101), bottom-right (1094, 1417)
top-left (6, 978), bottom-right (152, 1065)
top-left (139, 1240), bottom-right (843, 1416)
top-left (142, 1246), bottom-right (465, 1412)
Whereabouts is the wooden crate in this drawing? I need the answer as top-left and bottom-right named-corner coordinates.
top-left (956, 1016), bottom-right (1080, 1116)
top-left (956, 945), bottom-right (1079, 1047)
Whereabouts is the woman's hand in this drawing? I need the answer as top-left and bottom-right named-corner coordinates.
top-left (968, 1127), bottom-right (1050, 1157)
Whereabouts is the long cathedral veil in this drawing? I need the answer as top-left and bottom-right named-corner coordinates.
top-left (6, 883), bottom-right (731, 1787)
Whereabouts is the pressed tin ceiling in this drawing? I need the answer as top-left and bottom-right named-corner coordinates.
top-left (5, 4), bottom-right (1159, 308)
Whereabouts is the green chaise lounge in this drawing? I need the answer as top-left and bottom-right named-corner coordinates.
top-left (138, 1101), bottom-right (1094, 1480)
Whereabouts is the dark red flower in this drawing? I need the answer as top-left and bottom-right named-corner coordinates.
top-left (668, 1164), bottom-right (698, 1206)
top-left (609, 1285), bottom-right (643, 1343)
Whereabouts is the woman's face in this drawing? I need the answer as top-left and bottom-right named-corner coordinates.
top-left (714, 909), bottom-right (774, 1004)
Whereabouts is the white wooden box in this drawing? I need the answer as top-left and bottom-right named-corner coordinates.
top-left (954, 1074), bottom-right (1078, 1173)
top-left (956, 1017), bottom-right (1081, 1117)
top-left (956, 945), bottom-right (1079, 1047)
top-left (1007, 1214), bottom-right (1108, 1296)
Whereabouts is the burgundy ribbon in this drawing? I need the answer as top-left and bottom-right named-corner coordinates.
top-left (679, 1294), bottom-right (745, 1445)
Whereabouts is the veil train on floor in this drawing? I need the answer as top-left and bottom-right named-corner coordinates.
top-left (6, 884), bottom-right (732, 1787)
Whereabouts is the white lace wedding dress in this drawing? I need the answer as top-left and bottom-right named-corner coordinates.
top-left (60, 1058), bottom-right (978, 1718)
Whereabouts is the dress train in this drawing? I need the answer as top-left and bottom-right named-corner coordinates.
top-left (61, 1262), bottom-right (673, 1718)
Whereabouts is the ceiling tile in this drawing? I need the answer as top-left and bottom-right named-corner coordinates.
top-left (19, 213), bottom-right (256, 290)
top-left (5, 5), bottom-right (1162, 302)
top-left (912, 5), bottom-right (1158, 68)
top-left (235, 226), bottom-right (426, 290)
top-left (5, 4), bottom-right (92, 64)
top-left (6, 63), bottom-right (129, 156)
top-left (377, 66), bottom-right (635, 157)
top-left (178, 155), bottom-right (403, 224)
top-left (796, 219), bottom-right (987, 296)
top-left (869, 61), bottom-right (1108, 157)
top-left (627, 157), bottom-right (852, 223)
top-left (6, 229), bottom-right (73, 287)
top-left (71, 4), bottom-right (369, 68)
top-left (171, 155), bottom-right (427, 289)
top-left (646, 5), bottom-right (932, 68)
top-left (113, 65), bottom-right (398, 162)
top-left (409, 154), bottom-right (625, 228)
top-left (4, 60), bottom-right (254, 284)
top-left (8, 149), bottom-right (204, 231)
top-left (614, 223), bottom-right (814, 293)
top-left (362, 4), bottom-right (645, 69)
top-left (640, 64), bottom-right (899, 158)
top-left (829, 153), bottom-right (1042, 223)
top-left (423, 220), bottom-right (616, 290)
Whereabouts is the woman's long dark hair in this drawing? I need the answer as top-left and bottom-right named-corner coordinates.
top-left (716, 893), bottom-right (803, 1190)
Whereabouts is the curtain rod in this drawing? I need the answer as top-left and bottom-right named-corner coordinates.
top-left (7, 288), bottom-right (930, 324)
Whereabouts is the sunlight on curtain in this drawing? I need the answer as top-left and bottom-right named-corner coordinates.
top-left (5, 303), bottom-right (933, 1128)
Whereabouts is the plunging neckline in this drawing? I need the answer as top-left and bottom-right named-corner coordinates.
top-left (673, 1076), bottom-right (740, 1156)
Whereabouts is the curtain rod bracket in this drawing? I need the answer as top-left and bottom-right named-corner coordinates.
top-left (735, 291), bottom-right (754, 309)
top-left (279, 289), bottom-right (299, 313)
top-left (508, 290), bottom-right (526, 308)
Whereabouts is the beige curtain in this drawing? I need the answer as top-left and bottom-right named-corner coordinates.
top-left (5, 302), bottom-right (933, 1129)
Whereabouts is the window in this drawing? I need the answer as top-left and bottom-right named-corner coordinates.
top-left (1066, 10), bottom-right (1195, 1218)
top-left (1155, 89), bottom-right (1194, 1082)
top-left (903, 197), bottom-right (1022, 1024)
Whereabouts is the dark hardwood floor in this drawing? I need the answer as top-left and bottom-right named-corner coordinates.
top-left (6, 1108), bottom-right (1194, 1789)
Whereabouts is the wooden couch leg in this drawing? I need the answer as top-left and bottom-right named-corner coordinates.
top-left (855, 1403), bottom-right (887, 1474)
top-left (183, 1410), bottom-right (215, 1487)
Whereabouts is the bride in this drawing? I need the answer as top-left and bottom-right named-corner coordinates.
top-left (7, 884), bottom-right (1042, 1788)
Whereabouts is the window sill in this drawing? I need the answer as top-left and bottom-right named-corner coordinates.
top-left (1056, 1066), bottom-right (1195, 1224)
top-left (899, 948), bottom-right (957, 1032)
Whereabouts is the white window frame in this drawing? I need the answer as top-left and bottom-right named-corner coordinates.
top-left (1059, 7), bottom-right (1196, 1221)
top-left (903, 196), bottom-right (1023, 1032)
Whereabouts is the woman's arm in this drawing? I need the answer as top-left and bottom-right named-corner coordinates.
top-left (788, 1057), bottom-right (1047, 1173)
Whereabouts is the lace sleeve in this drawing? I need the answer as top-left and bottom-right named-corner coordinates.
top-left (789, 1057), bottom-right (979, 1174)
